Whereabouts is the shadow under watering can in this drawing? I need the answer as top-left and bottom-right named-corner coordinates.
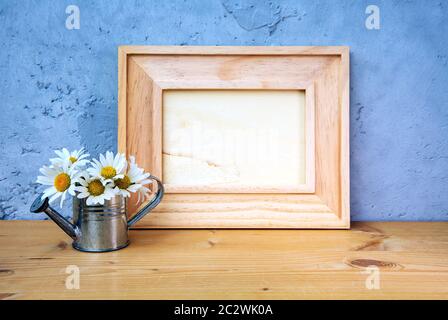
top-left (30, 176), bottom-right (164, 252)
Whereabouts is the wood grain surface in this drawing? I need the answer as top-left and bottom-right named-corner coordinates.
top-left (0, 221), bottom-right (447, 299)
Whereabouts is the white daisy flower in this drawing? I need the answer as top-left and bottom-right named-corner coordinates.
top-left (36, 163), bottom-right (79, 207)
top-left (74, 174), bottom-right (117, 206)
top-left (87, 151), bottom-right (126, 183)
top-left (114, 156), bottom-right (152, 203)
top-left (50, 147), bottom-right (89, 169)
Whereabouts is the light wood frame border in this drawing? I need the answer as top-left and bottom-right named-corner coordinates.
top-left (118, 46), bottom-right (350, 229)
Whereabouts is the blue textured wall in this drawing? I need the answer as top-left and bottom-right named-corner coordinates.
top-left (0, 0), bottom-right (447, 220)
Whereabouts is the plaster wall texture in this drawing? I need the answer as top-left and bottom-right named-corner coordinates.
top-left (0, 0), bottom-right (447, 220)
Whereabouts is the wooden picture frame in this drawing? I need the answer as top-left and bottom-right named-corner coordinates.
top-left (118, 46), bottom-right (350, 229)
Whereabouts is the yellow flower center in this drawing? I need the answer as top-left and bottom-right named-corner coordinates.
top-left (115, 175), bottom-right (131, 190)
top-left (101, 166), bottom-right (116, 179)
top-left (87, 180), bottom-right (105, 196)
top-left (69, 156), bottom-right (77, 164)
top-left (54, 173), bottom-right (71, 192)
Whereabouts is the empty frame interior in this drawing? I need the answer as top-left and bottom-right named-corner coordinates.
top-left (119, 46), bottom-right (350, 229)
top-left (162, 90), bottom-right (306, 193)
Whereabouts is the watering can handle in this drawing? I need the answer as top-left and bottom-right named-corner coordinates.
top-left (127, 175), bottom-right (164, 227)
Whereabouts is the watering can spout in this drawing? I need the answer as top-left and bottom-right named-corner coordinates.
top-left (30, 196), bottom-right (79, 240)
top-left (127, 176), bottom-right (164, 227)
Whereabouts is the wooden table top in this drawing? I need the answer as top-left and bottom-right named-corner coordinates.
top-left (0, 221), bottom-right (447, 300)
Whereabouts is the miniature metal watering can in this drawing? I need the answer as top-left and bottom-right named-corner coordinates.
top-left (30, 176), bottom-right (164, 252)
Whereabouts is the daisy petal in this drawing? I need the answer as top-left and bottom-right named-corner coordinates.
top-left (48, 192), bottom-right (60, 204)
top-left (42, 187), bottom-right (57, 199)
top-left (60, 191), bottom-right (67, 208)
top-left (78, 192), bottom-right (89, 199)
